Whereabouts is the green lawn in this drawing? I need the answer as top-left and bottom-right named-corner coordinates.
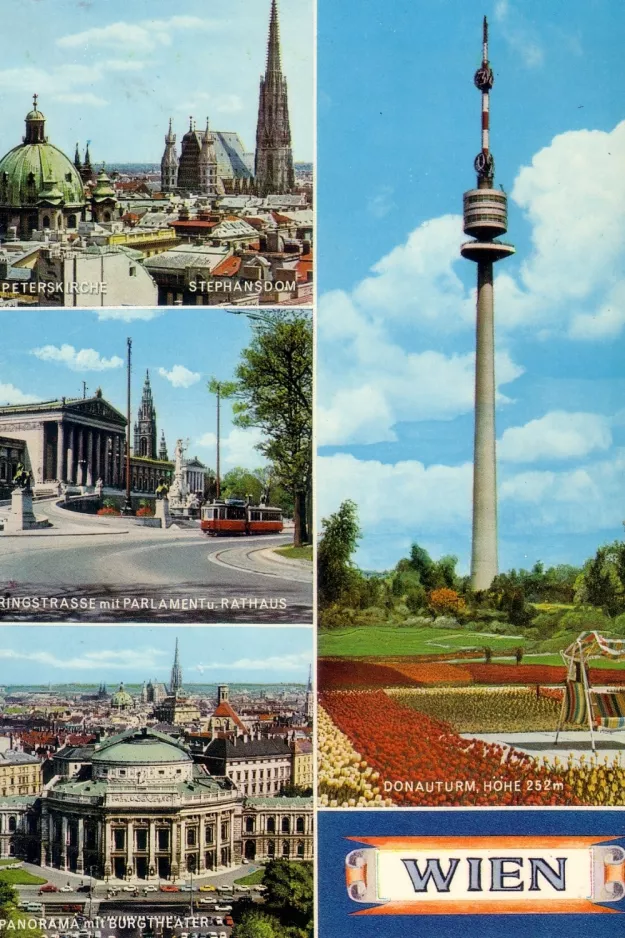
top-left (0, 869), bottom-right (47, 885)
top-left (274, 545), bottom-right (313, 562)
top-left (318, 626), bottom-right (525, 658)
top-left (0, 859), bottom-right (22, 867)
top-left (526, 653), bottom-right (625, 670)
top-left (234, 867), bottom-right (264, 885)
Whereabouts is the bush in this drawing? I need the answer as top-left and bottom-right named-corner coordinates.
top-left (428, 588), bottom-right (466, 617)
top-left (433, 615), bottom-right (460, 630)
top-left (405, 586), bottom-right (427, 614)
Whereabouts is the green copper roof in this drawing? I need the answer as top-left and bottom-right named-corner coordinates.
top-left (92, 737), bottom-right (192, 765)
top-left (0, 142), bottom-right (85, 209)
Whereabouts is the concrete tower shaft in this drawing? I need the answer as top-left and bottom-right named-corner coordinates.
top-left (461, 16), bottom-right (515, 593)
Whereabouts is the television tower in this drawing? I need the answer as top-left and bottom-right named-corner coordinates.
top-left (461, 17), bottom-right (515, 591)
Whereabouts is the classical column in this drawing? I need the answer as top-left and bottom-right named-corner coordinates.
top-left (215, 814), bottom-right (221, 869)
top-left (126, 820), bottom-right (134, 878)
top-left (86, 430), bottom-right (94, 487)
top-left (103, 435), bottom-right (110, 486)
top-left (77, 818), bottom-right (85, 873)
top-left (94, 432), bottom-right (101, 483)
top-left (148, 820), bottom-right (156, 879)
top-left (170, 823), bottom-right (178, 879)
top-left (57, 421), bottom-right (66, 482)
top-left (198, 819), bottom-right (206, 872)
top-left (66, 425), bottom-right (75, 484)
top-left (77, 428), bottom-right (85, 486)
top-left (61, 816), bottom-right (68, 870)
top-left (119, 435), bottom-right (125, 489)
top-left (179, 819), bottom-right (186, 875)
top-left (103, 821), bottom-right (112, 879)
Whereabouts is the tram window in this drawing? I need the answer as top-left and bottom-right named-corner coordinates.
top-left (219, 508), bottom-right (225, 520)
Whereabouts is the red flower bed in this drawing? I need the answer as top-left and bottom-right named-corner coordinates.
top-left (318, 659), bottom-right (418, 690)
top-left (320, 689), bottom-right (579, 807)
top-left (96, 507), bottom-right (120, 516)
top-left (390, 662), bottom-right (472, 685)
top-left (467, 662), bottom-right (625, 686)
top-left (136, 506), bottom-right (154, 517)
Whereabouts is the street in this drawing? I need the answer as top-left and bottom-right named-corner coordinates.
top-left (0, 500), bottom-right (312, 622)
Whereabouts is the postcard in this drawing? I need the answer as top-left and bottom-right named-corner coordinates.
top-left (0, 625), bottom-right (313, 935)
top-left (0, 0), bottom-right (313, 309)
top-left (0, 309), bottom-right (312, 622)
top-left (316, 0), bottom-right (625, 810)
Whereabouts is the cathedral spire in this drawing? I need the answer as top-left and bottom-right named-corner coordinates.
top-left (266, 0), bottom-right (281, 74)
top-left (134, 370), bottom-right (158, 459)
top-left (74, 143), bottom-right (82, 171)
top-left (170, 638), bottom-right (183, 696)
top-left (254, 0), bottom-right (295, 196)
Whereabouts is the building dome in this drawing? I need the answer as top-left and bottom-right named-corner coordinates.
top-left (90, 728), bottom-right (193, 782)
top-left (93, 736), bottom-right (191, 765)
top-left (0, 142), bottom-right (85, 209)
top-left (110, 682), bottom-right (134, 710)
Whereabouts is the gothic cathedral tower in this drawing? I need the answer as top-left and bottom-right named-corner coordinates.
top-left (133, 371), bottom-right (158, 459)
top-left (254, 0), bottom-right (295, 196)
top-left (160, 118), bottom-right (179, 192)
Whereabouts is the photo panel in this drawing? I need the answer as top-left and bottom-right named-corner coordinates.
top-left (0, 0), bottom-right (313, 310)
top-left (316, 0), bottom-right (625, 811)
top-left (0, 308), bottom-right (312, 623)
top-left (0, 624), bottom-right (313, 934)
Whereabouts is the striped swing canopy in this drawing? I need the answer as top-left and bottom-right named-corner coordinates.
top-left (562, 681), bottom-right (588, 725)
top-left (591, 687), bottom-right (625, 730)
top-left (561, 632), bottom-right (625, 731)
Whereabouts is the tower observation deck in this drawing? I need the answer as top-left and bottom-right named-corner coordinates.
top-left (461, 17), bottom-right (515, 592)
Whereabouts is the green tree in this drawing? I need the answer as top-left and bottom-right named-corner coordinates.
top-left (263, 859), bottom-right (314, 926)
top-left (232, 312), bottom-right (312, 546)
top-left (580, 546), bottom-right (621, 615)
top-left (232, 911), bottom-right (285, 938)
top-left (317, 500), bottom-right (362, 607)
top-left (408, 543), bottom-right (435, 590)
top-left (222, 466), bottom-right (265, 503)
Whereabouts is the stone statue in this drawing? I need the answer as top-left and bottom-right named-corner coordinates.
top-left (12, 463), bottom-right (32, 491)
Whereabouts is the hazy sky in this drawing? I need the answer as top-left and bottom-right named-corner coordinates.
top-left (0, 309), bottom-right (281, 474)
top-left (0, 625), bottom-right (311, 685)
top-left (0, 0), bottom-right (313, 163)
top-left (317, 0), bottom-right (625, 573)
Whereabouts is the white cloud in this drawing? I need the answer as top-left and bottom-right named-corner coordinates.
top-left (177, 92), bottom-right (244, 115)
top-left (95, 309), bottom-right (164, 322)
top-left (494, 0), bottom-right (544, 68)
top-left (0, 383), bottom-right (39, 405)
top-left (158, 365), bottom-right (201, 388)
top-left (31, 344), bottom-right (123, 372)
top-left (318, 289), bottom-right (524, 445)
top-left (367, 185), bottom-right (395, 219)
top-left (0, 60), bottom-right (147, 106)
top-left (192, 652), bottom-right (309, 672)
top-left (56, 17), bottom-right (218, 53)
top-left (196, 426), bottom-right (266, 468)
top-left (0, 647), bottom-right (166, 671)
top-left (504, 121), bottom-right (625, 337)
top-left (498, 411), bottom-right (612, 463)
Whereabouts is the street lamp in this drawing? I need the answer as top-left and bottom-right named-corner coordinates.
top-left (121, 337), bottom-right (134, 515)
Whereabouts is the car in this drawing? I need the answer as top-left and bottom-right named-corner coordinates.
top-left (122, 885), bottom-right (137, 893)
top-left (215, 904), bottom-right (232, 912)
top-left (61, 905), bottom-right (82, 913)
top-left (198, 899), bottom-right (216, 907)
top-left (76, 885), bottom-right (91, 893)
top-left (180, 883), bottom-right (197, 892)
top-left (241, 859), bottom-right (250, 865)
top-left (24, 903), bottom-right (44, 913)
top-left (160, 884), bottom-right (180, 893)
top-left (253, 885), bottom-right (266, 892)
top-left (60, 885), bottom-right (74, 893)
top-left (235, 885), bottom-right (250, 892)
top-left (199, 884), bottom-right (216, 892)
top-left (39, 884), bottom-right (59, 894)
top-left (143, 884), bottom-right (158, 892)
top-left (224, 917), bottom-right (234, 927)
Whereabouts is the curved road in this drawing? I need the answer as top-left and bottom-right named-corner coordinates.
top-left (0, 500), bottom-right (312, 623)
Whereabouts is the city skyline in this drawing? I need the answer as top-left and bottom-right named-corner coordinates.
top-left (0, 309), bottom-right (273, 473)
top-left (318, 0), bottom-right (625, 573)
top-left (0, 626), bottom-right (312, 684)
top-left (0, 0), bottom-right (313, 163)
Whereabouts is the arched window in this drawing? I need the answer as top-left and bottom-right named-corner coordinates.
top-left (42, 215), bottom-right (50, 228)
top-left (266, 817), bottom-right (276, 834)
top-left (267, 840), bottom-right (275, 857)
top-left (297, 841), bottom-right (305, 858)
top-left (282, 840), bottom-right (290, 857)
top-left (8, 816), bottom-right (17, 832)
top-left (68, 214), bottom-right (77, 228)
top-left (245, 817), bottom-right (255, 834)
top-left (296, 817), bottom-right (305, 834)
top-left (281, 817), bottom-right (290, 834)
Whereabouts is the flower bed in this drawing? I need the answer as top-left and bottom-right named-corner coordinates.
top-left (317, 705), bottom-right (393, 807)
top-left (96, 506), bottom-right (120, 516)
top-left (318, 659), bottom-right (417, 690)
top-left (389, 662), bottom-right (473, 685)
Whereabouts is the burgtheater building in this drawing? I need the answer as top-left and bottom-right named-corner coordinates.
top-left (0, 728), bottom-right (313, 879)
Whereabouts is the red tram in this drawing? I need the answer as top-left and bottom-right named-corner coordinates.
top-left (200, 499), bottom-right (284, 536)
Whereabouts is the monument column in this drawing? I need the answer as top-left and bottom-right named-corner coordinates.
top-left (86, 430), bottom-right (94, 487)
top-left (56, 421), bottom-right (66, 482)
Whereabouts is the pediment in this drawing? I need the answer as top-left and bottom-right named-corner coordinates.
top-left (66, 397), bottom-right (127, 427)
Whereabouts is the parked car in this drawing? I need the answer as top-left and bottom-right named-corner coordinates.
top-left (180, 883), bottom-right (197, 892)
top-left (39, 884), bottom-right (59, 894)
top-left (60, 885), bottom-right (74, 893)
top-left (76, 885), bottom-right (90, 893)
top-left (61, 905), bottom-right (82, 913)
top-left (199, 884), bottom-right (216, 892)
top-left (235, 885), bottom-right (250, 892)
top-left (198, 899), bottom-right (216, 907)
top-left (143, 884), bottom-right (158, 892)
top-left (24, 903), bottom-right (44, 913)
top-left (160, 884), bottom-right (180, 893)
top-left (215, 905), bottom-right (232, 912)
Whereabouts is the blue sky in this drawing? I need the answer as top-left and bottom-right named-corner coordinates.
top-left (0, 0), bottom-right (313, 163)
top-left (317, 0), bottom-right (625, 573)
top-left (0, 625), bottom-right (311, 685)
top-left (0, 309), bottom-right (275, 473)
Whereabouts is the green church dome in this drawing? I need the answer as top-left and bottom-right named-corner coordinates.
top-left (110, 682), bottom-right (133, 709)
top-left (0, 98), bottom-right (85, 209)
